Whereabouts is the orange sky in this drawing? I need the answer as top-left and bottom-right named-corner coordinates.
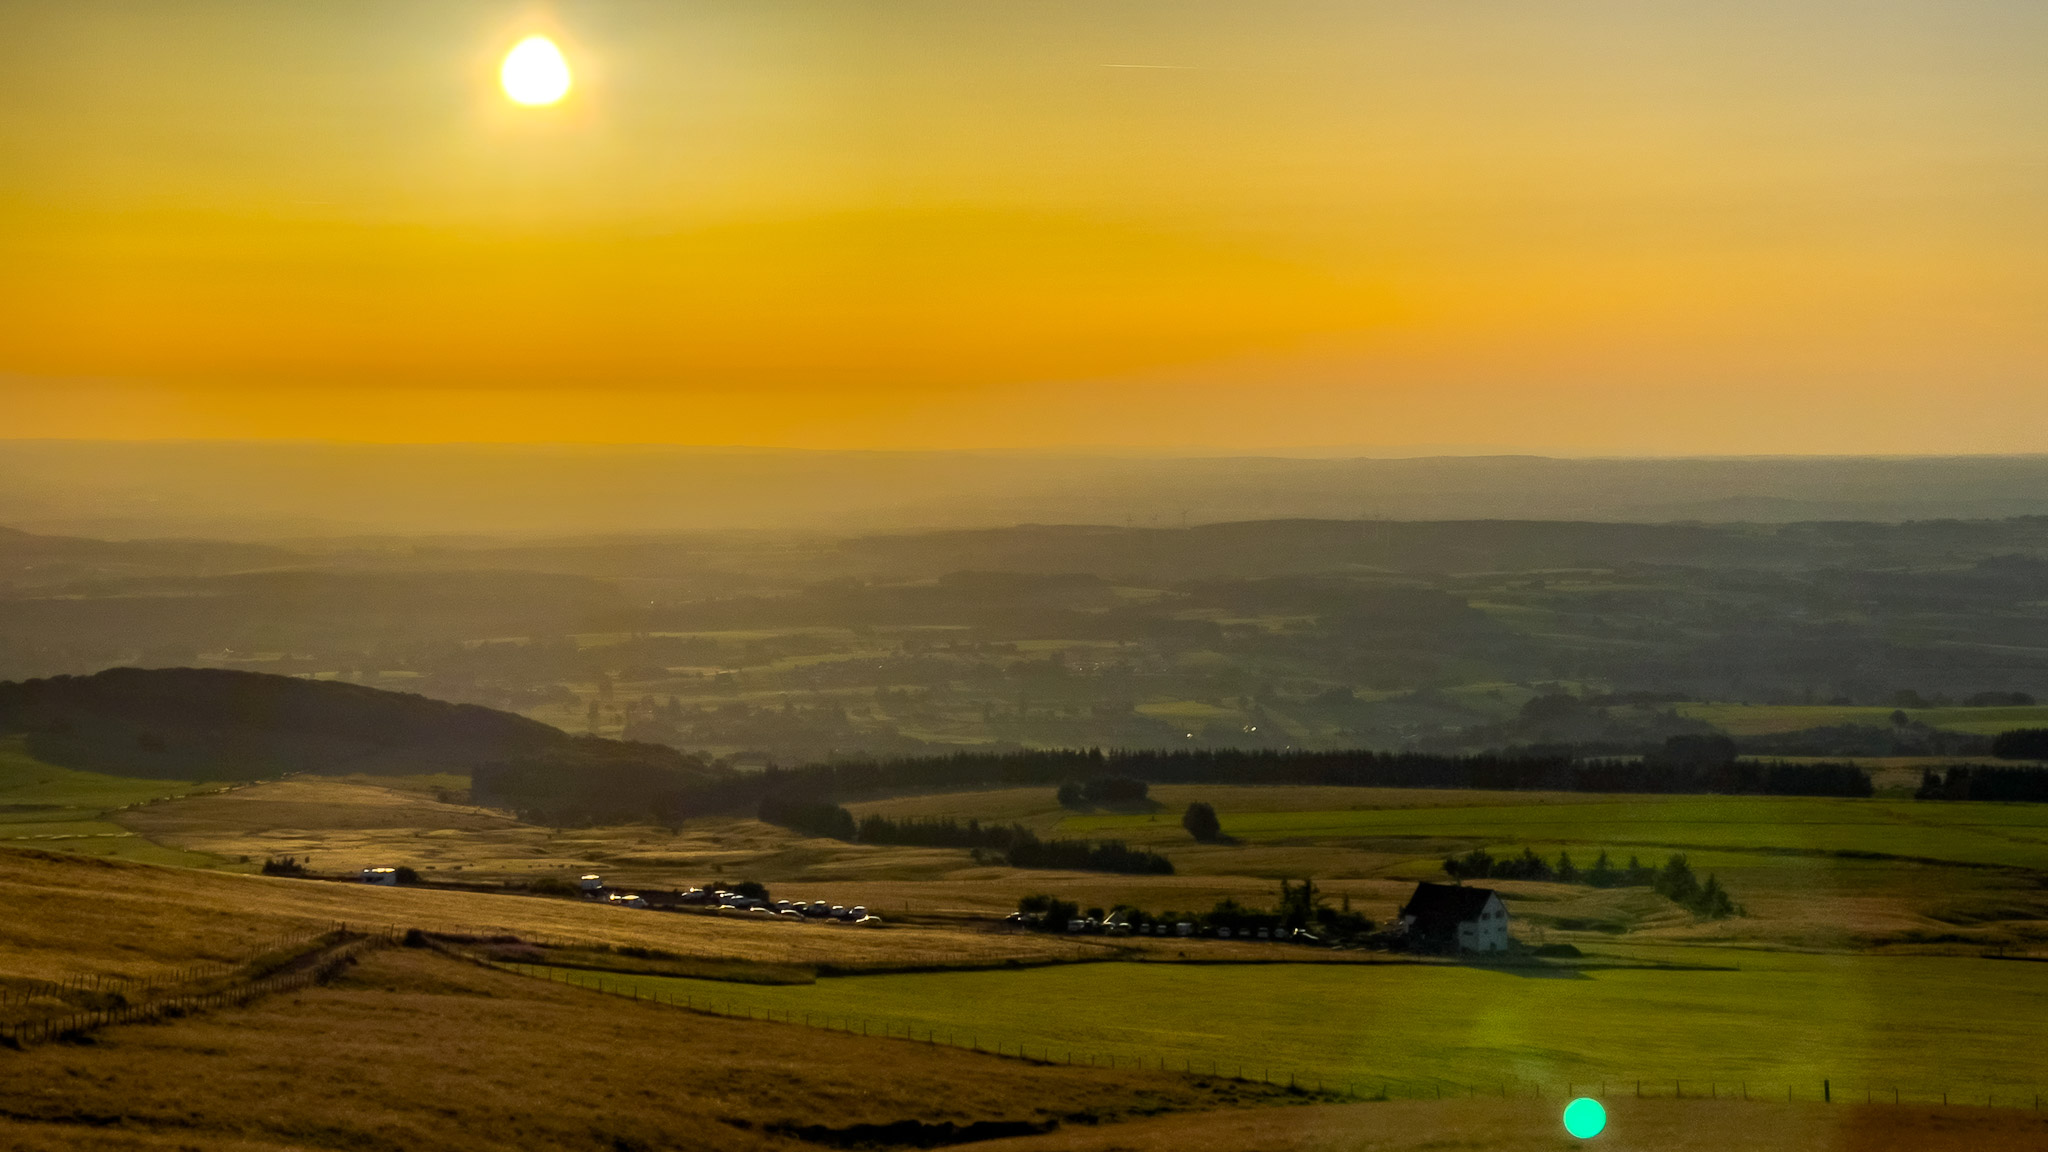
top-left (3, 0), bottom-right (2046, 452)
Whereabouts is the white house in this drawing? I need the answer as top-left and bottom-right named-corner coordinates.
top-left (360, 867), bottom-right (398, 886)
top-left (578, 874), bottom-right (604, 892)
top-left (1399, 882), bottom-right (1510, 953)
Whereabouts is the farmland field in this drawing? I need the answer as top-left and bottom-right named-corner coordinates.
top-left (529, 945), bottom-right (2048, 1102)
top-left (1058, 794), bottom-right (2048, 870)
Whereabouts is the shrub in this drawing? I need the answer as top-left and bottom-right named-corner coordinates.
top-left (393, 866), bottom-right (421, 885)
top-left (260, 856), bottom-right (308, 877)
top-left (1182, 801), bottom-right (1223, 842)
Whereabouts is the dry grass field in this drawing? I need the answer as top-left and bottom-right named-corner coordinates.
top-left (0, 848), bottom-right (1116, 987)
top-left (3, 823), bottom-right (2047, 1152)
top-left (0, 944), bottom-right (1288, 1152)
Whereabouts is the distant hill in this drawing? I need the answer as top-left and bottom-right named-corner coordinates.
top-left (0, 667), bottom-right (711, 787)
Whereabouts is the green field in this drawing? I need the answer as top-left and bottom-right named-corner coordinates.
top-left (0, 737), bottom-right (223, 866)
top-left (1059, 795), bottom-right (2048, 870)
top-left (1676, 702), bottom-right (2048, 737)
top-left (527, 946), bottom-right (2048, 1100)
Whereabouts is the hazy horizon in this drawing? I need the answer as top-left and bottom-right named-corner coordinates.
top-left (7, 439), bottom-right (2048, 540)
top-left (7, 0), bottom-right (2048, 454)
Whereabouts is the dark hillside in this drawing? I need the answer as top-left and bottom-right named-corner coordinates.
top-left (0, 667), bottom-right (710, 785)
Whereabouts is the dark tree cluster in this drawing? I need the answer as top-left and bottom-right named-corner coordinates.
top-left (756, 797), bottom-right (857, 840)
top-left (756, 800), bottom-right (1173, 874)
top-left (1442, 848), bottom-right (1738, 919)
top-left (1917, 763), bottom-right (2048, 802)
top-left (1181, 800), bottom-right (1224, 842)
top-left (1016, 876), bottom-right (1373, 940)
top-left (1991, 729), bottom-right (2048, 761)
top-left (1055, 776), bottom-right (1150, 809)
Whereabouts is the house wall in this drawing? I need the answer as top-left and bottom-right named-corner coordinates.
top-left (1454, 895), bottom-right (1510, 952)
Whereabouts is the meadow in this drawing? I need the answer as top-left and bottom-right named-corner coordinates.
top-left (534, 945), bottom-right (2048, 1104)
top-left (1057, 793), bottom-right (2048, 869)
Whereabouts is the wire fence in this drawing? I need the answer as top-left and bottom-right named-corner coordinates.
top-left (0, 923), bottom-right (340, 1010)
top-left (0, 925), bottom-right (395, 1048)
top-left (497, 959), bottom-right (2048, 1113)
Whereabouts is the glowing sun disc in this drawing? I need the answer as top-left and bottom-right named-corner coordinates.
top-left (501, 36), bottom-right (571, 105)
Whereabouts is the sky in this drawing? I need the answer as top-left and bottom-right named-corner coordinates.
top-left (2, 0), bottom-right (2046, 454)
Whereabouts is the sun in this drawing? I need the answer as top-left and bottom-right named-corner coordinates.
top-left (500, 36), bottom-right (571, 106)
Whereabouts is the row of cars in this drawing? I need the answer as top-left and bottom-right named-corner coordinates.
top-left (1008, 911), bottom-right (1320, 943)
top-left (578, 876), bottom-right (885, 927)
top-left (693, 889), bottom-right (885, 927)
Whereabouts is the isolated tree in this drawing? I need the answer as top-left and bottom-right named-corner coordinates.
top-left (1443, 848), bottom-right (1495, 880)
top-left (1693, 874), bottom-right (1737, 919)
top-left (1182, 801), bottom-right (1223, 842)
top-left (1655, 854), bottom-right (1700, 903)
top-left (1586, 850), bottom-right (1618, 888)
top-left (1554, 850), bottom-right (1580, 884)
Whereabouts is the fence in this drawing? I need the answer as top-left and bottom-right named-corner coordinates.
top-left (0, 926), bottom-right (397, 1048)
top-left (0, 924), bottom-right (340, 1010)
top-left (495, 959), bottom-right (2048, 1113)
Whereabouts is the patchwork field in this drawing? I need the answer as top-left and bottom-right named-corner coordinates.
top-left (90, 772), bottom-right (2048, 955)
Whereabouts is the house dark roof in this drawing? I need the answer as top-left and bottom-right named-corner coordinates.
top-left (1400, 882), bottom-right (1499, 931)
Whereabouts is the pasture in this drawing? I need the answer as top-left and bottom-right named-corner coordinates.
top-left (541, 945), bottom-right (2048, 1103)
top-left (1058, 794), bottom-right (2048, 870)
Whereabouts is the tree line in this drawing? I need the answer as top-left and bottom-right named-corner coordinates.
top-left (1917, 764), bottom-right (2048, 802)
top-left (1443, 847), bottom-right (1739, 919)
top-left (477, 744), bottom-right (1875, 828)
top-left (756, 797), bottom-right (1173, 874)
top-left (1018, 876), bottom-right (1374, 941)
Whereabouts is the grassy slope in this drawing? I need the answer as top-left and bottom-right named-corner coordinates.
top-left (560, 945), bottom-right (2048, 1101)
top-left (0, 736), bottom-right (219, 867)
top-left (0, 847), bottom-right (1111, 985)
top-left (2, 831), bottom-right (2044, 1151)
top-left (0, 945), bottom-right (1278, 1152)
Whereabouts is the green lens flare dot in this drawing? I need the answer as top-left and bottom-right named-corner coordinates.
top-left (1563, 1097), bottom-right (1607, 1139)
